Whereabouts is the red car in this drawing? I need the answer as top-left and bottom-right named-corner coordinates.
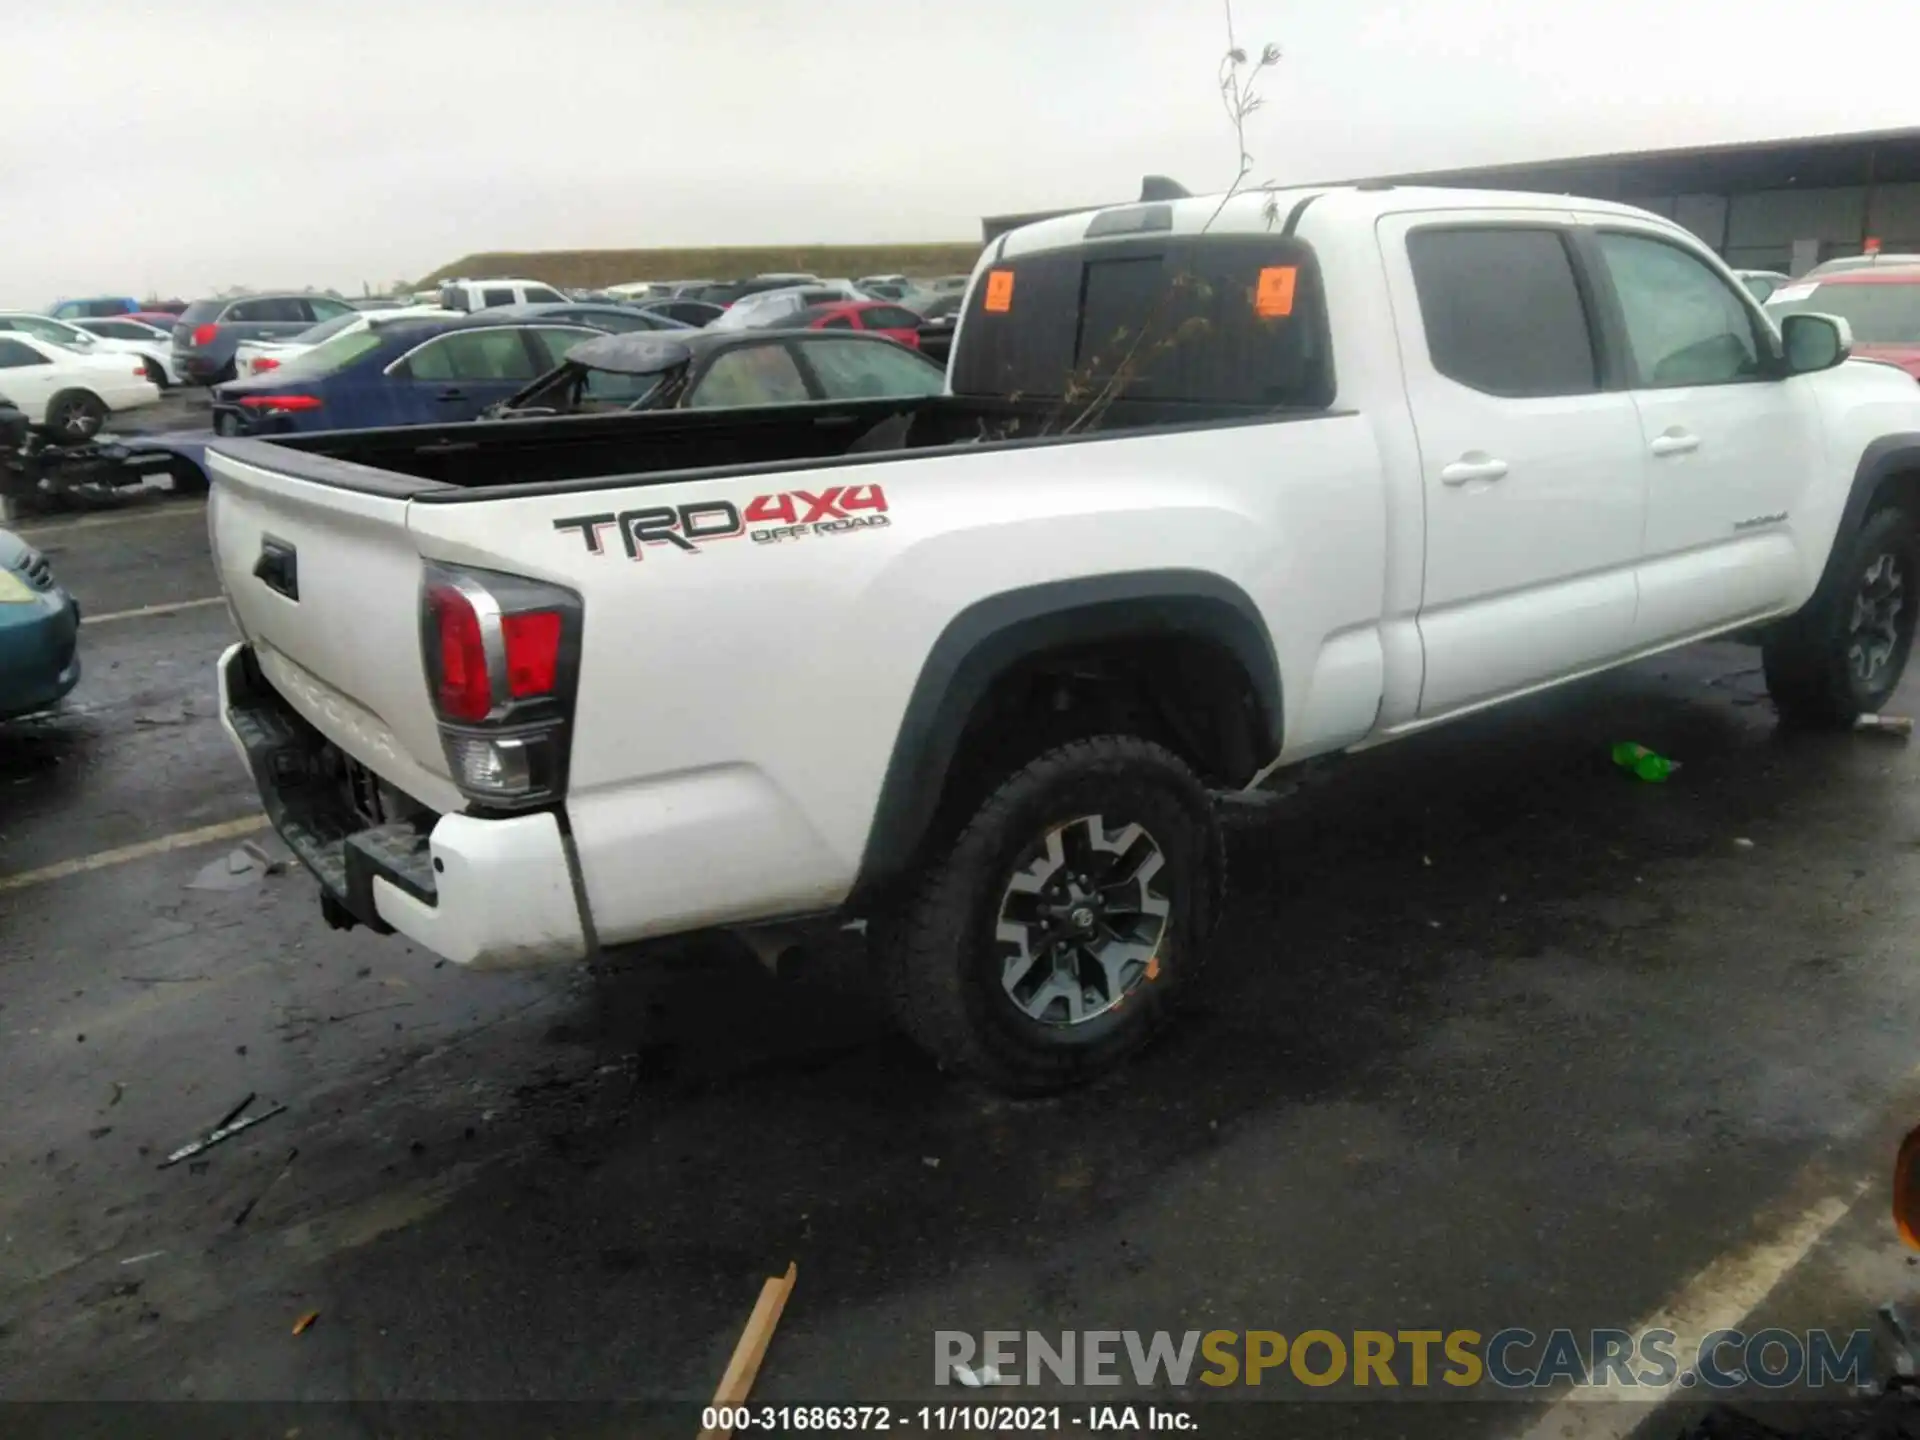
top-left (790, 300), bottom-right (926, 349)
top-left (1766, 266), bottom-right (1920, 378)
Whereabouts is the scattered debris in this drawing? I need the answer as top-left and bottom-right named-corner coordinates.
top-left (158, 1094), bottom-right (287, 1170)
top-left (232, 1148), bottom-right (298, 1227)
top-left (1611, 741), bottom-right (1679, 782)
top-left (922, 1156), bottom-right (940, 1169)
top-left (187, 838), bottom-right (292, 892)
top-left (118, 1250), bottom-right (164, 1267)
top-left (88, 1126), bottom-right (111, 1140)
top-left (325, 1002), bottom-right (412, 1024)
top-left (698, 1262), bottom-right (798, 1439)
top-left (1856, 713), bottom-right (1915, 738)
top-left (121, 974), bottom-right (211, 985)
top-left (291, 1310), bottom-right (319, 1336)
top-left (107, 1082), bottom-right (124, 1107)
top-left (1733, 837), bottom-right (1756, 849)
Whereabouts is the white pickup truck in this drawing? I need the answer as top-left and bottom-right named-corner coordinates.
top-left (209, 183), bottom-right (1920, 1092)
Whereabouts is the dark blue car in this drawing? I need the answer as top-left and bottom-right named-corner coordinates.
top-left (209, 314), bottom-right (605, 437)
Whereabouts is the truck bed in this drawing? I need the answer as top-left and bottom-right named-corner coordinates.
top-left (212, 394), bottom-right (1307, 501)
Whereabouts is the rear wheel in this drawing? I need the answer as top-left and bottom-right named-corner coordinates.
top-left (874, 735), bottom-right (1223, 1093)
top-left (1764, 505), bottom-right (1920, 727)
top-left (140, 357), bottom-right (167, 388)
top-left (41, 390), bottom-right (108, 442)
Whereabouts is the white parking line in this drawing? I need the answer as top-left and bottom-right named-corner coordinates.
top-left (0, 814), bottom-right (267, 894)
top-left (15, 503), bottom-right (205, 539)
top-left (82, 595), bottom-right (226, 626)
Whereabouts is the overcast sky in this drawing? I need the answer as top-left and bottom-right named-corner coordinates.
top-left (6, 0), bottom-right (1914, 305)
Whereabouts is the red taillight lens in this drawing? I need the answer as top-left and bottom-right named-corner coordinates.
top-left (191, 323), bottom-right (217, 346)
top-left (252, 356), bottom-right (280, 373)
top-left (427, 583), bottom-right (493, 722)
top-left (238, 394), bottom-right (322, 411)
top-left (502, 610), bottom-right (562, 697)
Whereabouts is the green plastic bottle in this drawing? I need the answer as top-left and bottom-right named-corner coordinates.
top-left (1611, 741), bottom-right (1678, 783)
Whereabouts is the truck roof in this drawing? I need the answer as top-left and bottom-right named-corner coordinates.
top-left (993, 184), bottom-right (1682, 260)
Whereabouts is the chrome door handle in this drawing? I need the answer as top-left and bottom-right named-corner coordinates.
top-left (1440, 458), bottom-right (1509, 485)
top-left (1650, 432), bottom-right (1700, 457)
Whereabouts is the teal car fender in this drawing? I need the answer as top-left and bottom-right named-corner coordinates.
top-left (0, 529), bottom-right (80, 720)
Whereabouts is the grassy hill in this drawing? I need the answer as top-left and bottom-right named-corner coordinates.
top-left (416, 242), bottom-right (986, 289)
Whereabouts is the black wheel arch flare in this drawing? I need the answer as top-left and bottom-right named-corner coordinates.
top-left (848, 569), bottom-right (1283, 905)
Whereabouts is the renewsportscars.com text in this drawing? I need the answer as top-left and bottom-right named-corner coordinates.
top-left (934, 1327), bottom-right (1875, 1392)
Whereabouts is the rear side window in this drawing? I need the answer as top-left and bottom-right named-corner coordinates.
top-left (862, 306), bottom-right (922, 329)
top-left (272, 329), bottom-right (384, 379)
top-left (405, 328), bottom-right (539, 381)
top-left (1406, 228), bottom-right (1598, 398)
top-left (522, 286), bottom-right (567, 305)
top-left (0, 338), bottom-right (48, 368)
top-left (227, 297), bottom-right (307, 324)
top-left (178, 300), bottom-right (224, 327)
top-left (480, 288), bottom-right (517, 310)
top-left (950, 234), bottom-right (1332, 407)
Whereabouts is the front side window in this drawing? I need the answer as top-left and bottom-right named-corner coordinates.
top-left (0, 338), bottom-right (48, 368)
top-left (1596, 231), bottom-right (1764, 387)
top-left (1406, 227), bottom-right (1598, 398)
top-left (799, 339), bottom-right (945, 400)
top-left (405, 328), bottom-right (539, 381)
top-left (306, 297), bottom-right (354, 320)
top-left (522, 286), bottom-right (568, 305)
top-left (84, 320), bottom-right (146, 340)
top-left (687, 344), bottom-right (811, 408)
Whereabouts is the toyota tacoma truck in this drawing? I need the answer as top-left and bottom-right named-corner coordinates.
top-left (208, 183), bottom-right (1920, 1092)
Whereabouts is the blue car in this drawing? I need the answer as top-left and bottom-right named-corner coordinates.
top-left (209, 314), bottom-right (606, 437)
top-left (0, 529), bottom-right (80, 719)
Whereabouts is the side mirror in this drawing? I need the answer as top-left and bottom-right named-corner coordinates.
top-left (1782, 312), bottom-right (1852, 374)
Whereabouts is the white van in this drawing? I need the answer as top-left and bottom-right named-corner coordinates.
top-left (437, 278), bottom-right (569, 313)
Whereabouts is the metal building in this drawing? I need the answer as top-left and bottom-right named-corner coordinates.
top-left (982, 126), bottom-right (1920, 276)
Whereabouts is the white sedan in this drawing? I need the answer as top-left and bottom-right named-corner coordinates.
top-left (0, 332), bottom-right (159, 438)
top-left (71, 316), bottom-right (183, 385)
top-left (235, 305), bottom-right (455, 377)
top-left (0, 311), bottom-right (176, 388)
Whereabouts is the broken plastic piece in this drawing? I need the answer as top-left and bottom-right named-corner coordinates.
top-left (292, 1310), bottom-right (319, 1336)
top-left (159, 1096), bottom-right (287, 1169)
top-left (1856, 713), bottom-right (1914, 738)
top-left (1611, 741), bottom-right (1678, 782)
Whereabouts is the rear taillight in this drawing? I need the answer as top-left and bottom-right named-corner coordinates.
top-left (238, 394), bottom-right (322, 411)
top-left (252, 356), bottom-right (280, 373)
top-left (191, 323), bottom-right (217, 346)
top-left (421, 564), bottom-right (582, 809)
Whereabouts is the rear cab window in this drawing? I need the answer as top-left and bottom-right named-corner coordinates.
top-left (1405, 227), bottom-right (1599, 397)
top-left (950, 233), bottom-right (1333, 410)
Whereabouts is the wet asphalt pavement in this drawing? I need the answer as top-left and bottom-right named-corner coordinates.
top-left (4, 495), bottom-right (1920, 1438)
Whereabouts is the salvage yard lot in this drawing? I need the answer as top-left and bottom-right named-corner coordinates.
top-left (4, 503), bottom-right (1920, 1427)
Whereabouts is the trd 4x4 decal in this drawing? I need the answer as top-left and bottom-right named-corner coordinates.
top-left (554, 484), bottom-right (890, 558)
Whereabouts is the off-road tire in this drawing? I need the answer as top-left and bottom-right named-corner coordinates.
top-left (873, 735), bottom-right (1224, 1094)
top-left (1764, 505), bottom-right (1919, 728)
top-left (41, 390), bottom-right (108, 442)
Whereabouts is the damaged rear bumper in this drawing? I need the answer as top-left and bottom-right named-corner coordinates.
top-left (217, 641), bottom-right (589, 968)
